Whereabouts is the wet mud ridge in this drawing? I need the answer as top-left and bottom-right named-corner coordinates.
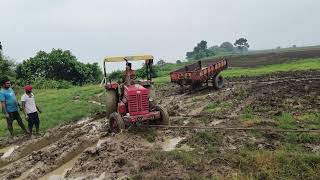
top-left (0, 70), bottom-right (319, 179)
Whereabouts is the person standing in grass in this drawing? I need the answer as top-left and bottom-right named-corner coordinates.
top-left (0, 76), bottom-right (29, 136)
top-left (21, 85), bottom-right (41, 135)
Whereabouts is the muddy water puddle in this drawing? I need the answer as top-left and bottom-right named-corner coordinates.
top-left (39, 154), bottom-right (82, 180)
top-left (162, 137), bottom-right (184, 151)
top-left (77, 117), bottom-right (93, 125)
top-left (0, 145), bottom-right (19, 159)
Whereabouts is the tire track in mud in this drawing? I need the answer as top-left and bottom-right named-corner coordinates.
top-left (0, 117), bottom-right (99, 168)
top-left (0, 118), bottom-right (106, 180)
top-left (0, 124), bottom-right (82, 168)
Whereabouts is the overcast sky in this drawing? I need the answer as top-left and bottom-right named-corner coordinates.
top-left (1, 0), bottom-right (320, 71)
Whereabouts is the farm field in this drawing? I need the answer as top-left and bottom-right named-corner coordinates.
top-left (0, 56), bottom-right (319, 179)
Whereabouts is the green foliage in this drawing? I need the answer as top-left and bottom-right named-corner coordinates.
top-left (220, 41), bottom-right (234, 52)
top-left (0, 53), bottom-right (15, 78)
top-left (16, 49), bottom-right (102, 85)
top-left (28, 78), bottom-right (73, 89)
top-left (108, 70), bottom-right (122, 81)
top-left (108, 64), bottom-right (158, 81)
top-left (234, 38), bottom-right (250, 52)
top-left (186, 40), bottom-right (214, 60)
top-left (136, 64), bottom-right (158, 79)
top-left (157, 59), bottom-right (166, 66)
top-left (186, 40), bottom-right (236, 61)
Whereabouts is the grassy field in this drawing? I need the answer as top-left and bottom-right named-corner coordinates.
top-left (154, 58), bottom-right (320, 85)
top-left (222, 58), bottom-right (320, 77)
top-left (0, 85), bottom-right (105, 137)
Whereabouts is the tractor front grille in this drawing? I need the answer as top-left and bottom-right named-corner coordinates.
top-left (128, 94), bottom-right (149, 113)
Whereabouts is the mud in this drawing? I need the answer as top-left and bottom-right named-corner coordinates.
top-left (0, 70), bottom-right (319, 179)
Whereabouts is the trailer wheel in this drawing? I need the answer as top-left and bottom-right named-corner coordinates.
top-left (155, 105), bottom-right (170, 125)
top-left (105, 90), bottom-right (117, 117)
top-left (213, 74), bottom-right (224, 89)
top-left (109, 112), bottom-right (125, 133)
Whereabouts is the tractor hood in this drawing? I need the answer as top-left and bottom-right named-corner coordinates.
top-left (124, 84), bottom-right (149, 95)
top-left (124, 84), bottom-right (150, 116)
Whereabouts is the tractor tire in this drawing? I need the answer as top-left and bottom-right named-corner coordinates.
top-left (105, 90), bottom-right (117, 117)
top-left (213, 74), bottom-right (224, 90)
top-left (109, 112), bottom-right (125, 133)
top-left (154, 105), bottom-right (170, 125)
top-left (146, 86), bottom-right (157, 107)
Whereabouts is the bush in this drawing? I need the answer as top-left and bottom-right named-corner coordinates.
top-left (16, 49), bottom-right (102, 85)
top-left (21, 78), bottom-right (73, 89)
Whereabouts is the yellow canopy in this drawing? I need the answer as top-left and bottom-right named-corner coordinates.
top-left (104, 55), bottom-right (154, 62)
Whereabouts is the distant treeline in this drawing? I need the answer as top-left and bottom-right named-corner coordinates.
top-left (186, 38), bottom-right (249, 60)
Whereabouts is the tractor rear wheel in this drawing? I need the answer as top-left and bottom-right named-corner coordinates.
top-left (154, 105), bottom-right (170, 125)
top-left (109, 112), bottom-right (125, 133)
top-left (213, 74), bottom-right (224, 89)
top-left (105, 90), bottom-right (117, 117)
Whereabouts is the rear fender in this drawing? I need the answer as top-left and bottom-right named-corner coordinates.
top-left (105, 82), bottom-right (118, 90)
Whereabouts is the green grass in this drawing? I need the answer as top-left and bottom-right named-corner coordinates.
top-left (240, 107), bottom-right (256, 121)
top-left (153, 58), bottom-right (320, 86)
top-left (237, 149), bottom-right (320, 179)
top-left (222, 58), bottom-right (320, 77)
top-left (0, 85), bottom-right (105, 137)
top-left (205, 101), bottom-right (232, 113)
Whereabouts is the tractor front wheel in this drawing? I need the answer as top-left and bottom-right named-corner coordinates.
top-left (109, 112), bottom-right (125, 133)
top-left (155, 105), bottom-right (170, 125)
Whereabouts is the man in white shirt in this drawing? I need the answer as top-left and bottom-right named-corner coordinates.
top-left (21, 85), bottom-right (41, 135)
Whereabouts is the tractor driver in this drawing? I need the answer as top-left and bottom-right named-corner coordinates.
top-left (122, 62), bottom-right (136, 84)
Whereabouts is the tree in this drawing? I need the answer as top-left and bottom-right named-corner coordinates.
top-left (108, 70), bottom-right (122, 81)
top-left (197, 40), bottom-right (208, 51)
top-left (176, 60), bottom-right (182, 64)
top-left (234, 38), bottom-right (250, 52)
top-left (136, 64), bottom-right (158, 79)
top-left (157, 59), bottom-right (166, 66)
top-left (16, 49), bottom-right (102, 85)
top-left (186, 40), bottom-right (214, 60)
top-left (0, 54), bottom-right (15, 78)
top-left (220, 42), bottom-right (234, 52)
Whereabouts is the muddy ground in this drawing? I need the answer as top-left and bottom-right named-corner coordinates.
top-left (0, 70), bottom-right (319, 179)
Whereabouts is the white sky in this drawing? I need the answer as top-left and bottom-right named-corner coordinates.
top-left (1, 0), bottom-right (320, 71)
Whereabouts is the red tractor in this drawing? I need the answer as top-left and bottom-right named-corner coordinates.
top-left (102, 55), bottom-right (170, 132)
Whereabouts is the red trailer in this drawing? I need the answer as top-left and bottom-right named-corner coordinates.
top-left (170, 58), bottom-right (228, 90)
